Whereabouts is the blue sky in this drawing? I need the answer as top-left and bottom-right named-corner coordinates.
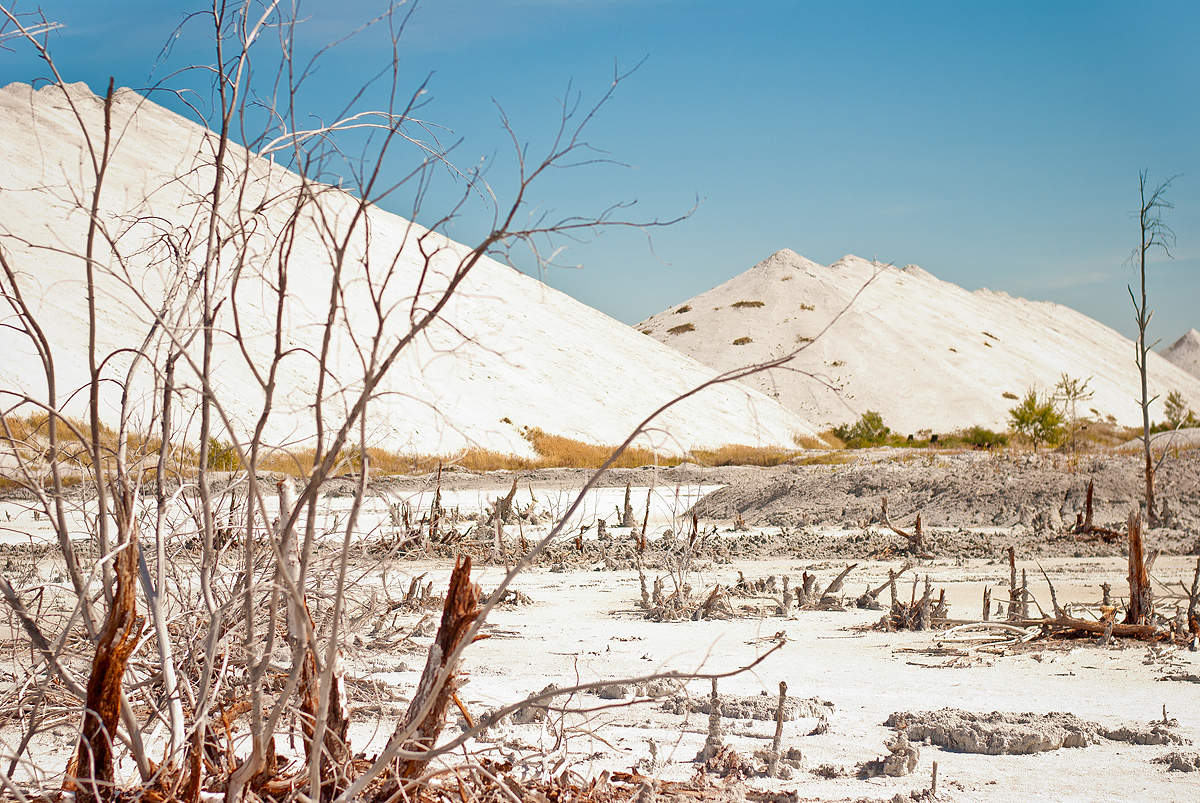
top-left (3, 0), bottom-right (1198, 342)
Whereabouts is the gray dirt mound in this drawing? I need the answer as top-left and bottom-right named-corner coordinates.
top-left (662, 692), bottom-right (834, 721)
top-left (886, 708), bottom-right (1189, 755)
top-left (1154, 751), bottom-right (1200, 772)
top-left (690, 451), bottom-right (1200, 556)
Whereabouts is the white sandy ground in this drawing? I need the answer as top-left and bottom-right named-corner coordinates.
top-left (637, 250), bottom-right (1200, 435)
top-left (2, 488), bottom-right (1198, 800)
top-left (376, 557), bottom-right (1200, 803)
top-left (0, 81), bottom-right (815, 459)
top-left (0, 481), bottom-right (721, 548)
top-left (1163, 329), bottom-right (1200, 380)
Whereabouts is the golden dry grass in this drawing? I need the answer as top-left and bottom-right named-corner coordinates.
top-left (688, 444), bottom-right (796, 466)
top-left (793, 433), bottom-right (834, 450)
top-left (816, 429), bottom-right (847, 449)
top-left (202, 428), bottom-right (822, 476)
top-left (1, 413), bottom-right (836, 483)
top-left (794, 452), bottom-right (854, 466)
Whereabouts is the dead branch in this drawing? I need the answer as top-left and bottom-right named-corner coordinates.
top-left (880, 496), bottom-right (927, 555)
top-left (1071, 479), bottom-right (1122, 541)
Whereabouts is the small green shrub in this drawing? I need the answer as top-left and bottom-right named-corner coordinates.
top-left (960, 425), bottom-right (1008, 448)
top-left (667, 323), bottom-right (695, 335)
top-left (833, 411), bottom-right (891, 448)
top-left (732, 300), bottom-right (765, 308)
top-left (1008, 388), bottom-right (1065, 449)
top-left (1160, 389), bottom-right (1199, 430)
top-left (732, 336), bottom-right (752, 345)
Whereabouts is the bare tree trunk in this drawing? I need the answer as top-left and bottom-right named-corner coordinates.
top-left (393, 555), bottom-right (480, 782)
top-left (1124, 511), bottom-right (1153, 625)
top-left (71, 491), bottom-right (140, 803)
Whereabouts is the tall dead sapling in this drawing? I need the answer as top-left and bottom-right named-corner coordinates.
top-left (1128, 172), bottom-right (1177, 526)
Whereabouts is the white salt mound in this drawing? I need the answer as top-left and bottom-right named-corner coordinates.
top-left (0, 82), bottom-right (817, 458)
top-left (639, 250), bottom-right (1200, 434)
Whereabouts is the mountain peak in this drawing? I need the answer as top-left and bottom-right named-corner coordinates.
top-left (1163, 328), bottom-right (1200, 379)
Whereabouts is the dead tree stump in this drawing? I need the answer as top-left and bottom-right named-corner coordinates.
top-left (394, 555), bottom-right (480, 781)
top-left (621, 482), bottom-right (637, 528)
top-left (1124, 512), bottom-right (1153, 625)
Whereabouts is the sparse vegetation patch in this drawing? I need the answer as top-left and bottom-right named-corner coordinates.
top-left (732, 300), bottom-right (765, 308)
top-left (667, 322), bottom-right (695, 335)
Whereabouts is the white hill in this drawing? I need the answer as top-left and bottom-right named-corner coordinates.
top-left (638, 249), bottom-right (1200, 434)
top-left (0, 82), bottom-right (817, 459)
top-left (1162, 329), bottom-right (1200, 379)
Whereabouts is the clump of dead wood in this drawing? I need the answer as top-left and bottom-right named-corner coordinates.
top-left (938, 513), bottom-right (1200, 650)
top-left (636, 559), bottom-right (916, 622)
top-left (874, 573), bottom-right (950, 632)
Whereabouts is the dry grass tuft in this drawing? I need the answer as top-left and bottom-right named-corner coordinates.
top-left (795, 452), bottom-right (854, 466)
top-left (689, 444), bottom-right (796, 467)
top-left (2, 415), bottom-right (841, 485)
top-left (793, 433), bottom-right (834, 450)
top-left (666, 322), bottom-right (695, 335)
top-left (817, 429), bottom-right (847, 449)
top-left (731, 300), bottom-right (765, 308)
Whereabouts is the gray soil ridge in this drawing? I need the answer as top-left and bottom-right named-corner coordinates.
top-left (690, 451), bottom-right (1200, 534)
top-left (662, 692), bottom-right (835, 722)
top-left (886, 708), bottom-right (1190, 755)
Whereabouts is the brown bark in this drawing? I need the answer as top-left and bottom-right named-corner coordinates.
top-left (1071, 479), bottom-right (1122, 541)
top-left (1124, 512), bottom-right (1153, 625)
top-left (394, 555), bottom-right (480, 781)
top-left (71, 490), bottom-right (142, 803)
top-left (1012, 616), bottom-right (1161, 640)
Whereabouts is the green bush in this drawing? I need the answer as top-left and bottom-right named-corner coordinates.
top-left (206, 437), bottom-right (240, 472)
top-left (1160, 389), bottom-right (1199, 430)
top-left (833, 411), bottom-right (891, 448)
top-left (1008, 389), bottom-right (1065, 449)
top-left (960, 425), bottom-right (1008, 448)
